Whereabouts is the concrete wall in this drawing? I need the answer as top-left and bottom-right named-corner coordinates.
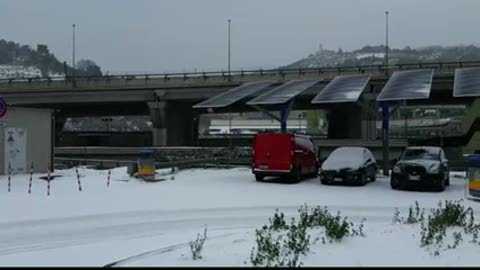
top-left (0, 107), bottom-right (53, 174)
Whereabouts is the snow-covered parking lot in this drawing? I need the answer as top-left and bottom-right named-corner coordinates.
top-left (0, 166), bottom-right (478, 266)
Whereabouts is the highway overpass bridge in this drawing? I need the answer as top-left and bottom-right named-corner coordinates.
top-left (0, 61), bottom-right (479, 147)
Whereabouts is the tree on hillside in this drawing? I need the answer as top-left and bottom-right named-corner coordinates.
top-left (76, 59), bottom-right (102, 76)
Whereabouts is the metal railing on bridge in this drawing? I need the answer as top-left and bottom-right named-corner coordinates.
top-left (1, 61), bottom-right (479, 85)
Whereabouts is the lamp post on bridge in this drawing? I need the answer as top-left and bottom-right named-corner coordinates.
top-left (385, 11), bottom-right (389, 76)
top-left (228, 19), bottom-right (231, 81)
top-left (72, 24), bottom-right (76, 79)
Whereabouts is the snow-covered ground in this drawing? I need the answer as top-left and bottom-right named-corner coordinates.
top-left (0, 166), bottom-right (478, 266)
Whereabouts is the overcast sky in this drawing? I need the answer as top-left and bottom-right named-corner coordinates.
top-left (0, 0), bottom-right (479, 74)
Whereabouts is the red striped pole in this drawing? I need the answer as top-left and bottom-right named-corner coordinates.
top-left (47, 164), bottom-right (51, 196)
top-left (107, 169), bottom-right (111, 187)
top-left (28, 162), bottom-right (33, 194)
top-left (7, 163), bottom-right (11, 192)
top-left (76, 167), bottom-right (82, 191)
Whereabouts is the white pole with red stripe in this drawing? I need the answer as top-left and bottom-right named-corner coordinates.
top-left (76, 167), bottom-right (82, 191)
top-left (47, 163), bottom-right (51, 196)
top-left (7, 163), bottom-right (11, 192)
top-left (107, 169), bottom-right (111, 187)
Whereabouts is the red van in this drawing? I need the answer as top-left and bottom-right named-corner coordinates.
top-left (252, 133), bottom-right (319, 182)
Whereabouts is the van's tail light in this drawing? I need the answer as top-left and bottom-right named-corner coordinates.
top-left (290, 150), bottom-right (293, 156)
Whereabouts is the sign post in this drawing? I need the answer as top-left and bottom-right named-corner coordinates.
top-left (0, 98), bottom-right (7, 119)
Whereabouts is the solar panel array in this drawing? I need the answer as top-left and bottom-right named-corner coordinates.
top-left (377, 70), bottom-right (434, 101)
top-left (192, 81), bottom-right (274, 108)
top-left (453, 67), bottom-right (480, 97)
top-left (311, 74), bottom-right (371, 104)
top-left (246, 79), bottom-right (321, 105)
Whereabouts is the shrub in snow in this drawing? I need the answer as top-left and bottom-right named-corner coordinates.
top-left (250, 219), bottom-right (309, 267)
top-left (392, 201), bottom-right (425, 225)
top-left (189, 225), bottom-right (207, 260)
top-left (249, 204), bottom-right (366, 267)
top-left (392, 200), bottom-right (480, 255)
top-left (269, 209), bottom-right (288, 231)
top-left (297, 204), bottom-right (363, 241)
top-left (420, 200), bottom-right (470, 248)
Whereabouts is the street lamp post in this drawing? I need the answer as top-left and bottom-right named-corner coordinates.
top-left (381, 11), bottom-right (390, 177)
top-left (228, 19), bottom-right (231, 81)
top-left (72, 24), bottom-right (76, 79)
top-left (385, 11), bottom-right (389, 76)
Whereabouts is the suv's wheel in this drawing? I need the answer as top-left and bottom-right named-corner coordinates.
top-left (255, 174), bottom-right (264, 182)
top-left (434, 177), bottom-right (446, 192)
top-left (391, 177), bottom-right (399, 190)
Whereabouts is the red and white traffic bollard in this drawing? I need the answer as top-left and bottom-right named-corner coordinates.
top-left (7, 163), bottom-right (11, 193)
top-left (76, 167), bottom-right (82, 192)
top-left (107, 169), bottom-right (111, 187)
top-left (47, 164), bottom-right (51, 196)
top-left (28, 162), bottom-right (33, 194)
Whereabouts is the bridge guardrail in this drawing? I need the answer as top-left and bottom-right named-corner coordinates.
top-left (1, 61), bottom-right (478, 85)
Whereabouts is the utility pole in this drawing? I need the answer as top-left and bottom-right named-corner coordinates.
top-left (228, 19), bottom-right (231, 81)
top-left (72, 24), bottom-right (76, 79)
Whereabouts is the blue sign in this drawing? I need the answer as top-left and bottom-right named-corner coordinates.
top-left (0, 98), bottom-right (7, 118)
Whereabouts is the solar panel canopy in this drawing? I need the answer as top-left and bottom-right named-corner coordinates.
top-left (453, 67), bottom-right (480, 97)
top-left (192, 81), bottom-right (273, 108)
top-left (377, 69), bottom-right (433, 101)
top-left (246, 79), bottom-right (321, 105)
top-left (311, 74), bottom-right (371, 104)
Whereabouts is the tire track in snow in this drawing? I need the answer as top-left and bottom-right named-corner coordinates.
top-left (0, 204), bottom-right (476, 258)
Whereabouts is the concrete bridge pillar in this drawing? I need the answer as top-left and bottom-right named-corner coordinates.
top-left (148, 101), bottom-right (197, 146)
top-left (54, 111), bottom-right (66, 146)
top-left (148, 101), bottom-right (167, 145)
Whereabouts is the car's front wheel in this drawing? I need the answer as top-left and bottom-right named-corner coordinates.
top-left (359, 172), bottom-right (368, 186)
top-left (370, 166), bottom-right (377, 182)
top-left (320, 176), bottom-right (329, 185)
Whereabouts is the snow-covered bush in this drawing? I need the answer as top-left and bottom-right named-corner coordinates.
top-left (189, 225), bottom-right (208, 260)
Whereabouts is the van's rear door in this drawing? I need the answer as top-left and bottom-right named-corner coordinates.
top-left (253, 133), bottom-right (292, 172)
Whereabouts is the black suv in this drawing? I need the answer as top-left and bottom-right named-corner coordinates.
top-left (390, 146), bottom-right (449, 192)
